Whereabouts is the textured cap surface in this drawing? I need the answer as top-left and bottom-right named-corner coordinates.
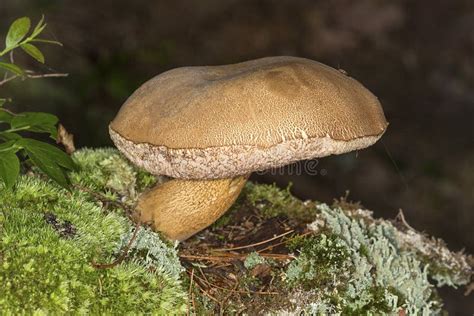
top-left (110, 56), bottom-right (388, 178)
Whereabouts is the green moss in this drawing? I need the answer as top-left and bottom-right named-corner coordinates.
top-left (244, 182), bottom-right (316, 222)
top-left (71, 147), bottom-right (156, 202)
top-left (285, 234), bottom-right (309, 251)
top-left (355, 287), bottom-right (389, 314)
top-left (0, 148), bottom-right (186, 314)
top-left (210, 211), bottom-right (233, 229)
top-left (285, 234), bottom-right (351, 290)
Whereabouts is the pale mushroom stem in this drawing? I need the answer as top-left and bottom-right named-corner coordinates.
top-left (133, 175), bottom-right (249, 241)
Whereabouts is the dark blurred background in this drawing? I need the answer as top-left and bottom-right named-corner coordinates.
top-left (1, 0), bottom-right (473, 312)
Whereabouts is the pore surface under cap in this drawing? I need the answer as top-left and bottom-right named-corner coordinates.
top-left (109, 128), bottom-right (382, 179)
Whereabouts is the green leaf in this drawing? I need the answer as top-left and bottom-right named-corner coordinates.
top-left (5, 17), bottom-right (31, 49)
top-left (0, 149), bottom-right (20, 189)
top-left (0, 62), bottom-right (24, 75)
top-left (31, 15), bottom-right (45, 37)
top-left (25, 147), bottom-right (69, 188)
top-left (0, 109), bottom-right (14, 124)
top-left (0, 139), bottom-right (19, 152)
top-left (19, 138), bottom-right (77, 171)
top-left (21, 43), bottom-right (45, 63)
top-left (0, 132), bottom-right (22, 141)
top-left (31, 38), bottom-right (63, 46)
top-left (18, 138), bottom-right (77, 189)
top-left (10, 112), bottom-right (58, 139)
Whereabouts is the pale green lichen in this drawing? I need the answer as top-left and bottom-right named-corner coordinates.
top-left (395, 228), bottom-right (472, 288)
top-left (280, 204), bottom-right (442, 315)
top-left (318, 204), bottom-right (436, 314)
top-left (117, 226), bottom-right (183, 280)
top-left (244, 251), bottom-right (267, 270)
top-left (0, 148), bottom-right (187, 314)
top-left (245, 183), bottom-right (471, 315)
top-left (280, 202), bottom-right (473, 315)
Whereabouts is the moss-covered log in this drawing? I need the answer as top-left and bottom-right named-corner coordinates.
top-left (0, 148), bottom-right (471, 314)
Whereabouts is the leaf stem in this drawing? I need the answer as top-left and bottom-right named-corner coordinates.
top-left (4, 126), bottom-right (31, 133)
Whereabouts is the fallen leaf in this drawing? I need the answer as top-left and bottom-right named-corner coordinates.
top-left (57, 123), bottom-right (75, 154)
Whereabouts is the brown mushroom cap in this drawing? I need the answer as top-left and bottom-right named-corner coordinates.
top-left (110, 56), bottom-right (388, 179)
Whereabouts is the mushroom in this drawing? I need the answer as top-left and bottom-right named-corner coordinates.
top-left (109, 56), bottom-right (388, 241)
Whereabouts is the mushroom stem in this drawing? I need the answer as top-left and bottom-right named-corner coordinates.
top-left (133, 175), bottom-right (249, 241)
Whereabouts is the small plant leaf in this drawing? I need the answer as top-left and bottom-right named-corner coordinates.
top-left (0, 139), bottom-right (19, 152)
top-left (0, 132), bottom-right (22, 141)
top-left (0, 148), bottom-right (20, 189)
top-left (31, 38), bottom-right (63, 46)
top-left (31, 15), bottom-right (46, 38)
top-left (19, 138), bottom-right (77, 189)
top-left (0, 62), bottom-right (24, 75)
top-left (0, 99), bottom-right (6, 107)
top-left (21, 43), bottom-right (45, 63)
top-left (5, 17), bottom-right (31, 49)
top-left (25, 147), bottom-right (69, 188)
top-left (10, 112), bottom-right (58, 139)
top-left (19, 138), bottom-right (78, 171)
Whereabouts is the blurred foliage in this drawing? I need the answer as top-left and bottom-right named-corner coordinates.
top-left (0, 16), bottom-right (76, 189)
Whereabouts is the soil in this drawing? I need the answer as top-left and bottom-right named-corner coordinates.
top-left (179, 198), bottom-right (312, 314)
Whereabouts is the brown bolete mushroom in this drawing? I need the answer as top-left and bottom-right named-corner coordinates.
top-left (109, 56), bottom-right (388, 241)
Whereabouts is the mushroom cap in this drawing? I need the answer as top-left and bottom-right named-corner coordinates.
top-left (110, 56), bottom-right (388, 179)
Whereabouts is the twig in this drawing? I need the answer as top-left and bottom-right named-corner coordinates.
top-left (25, 72), bottom-right (68, 79)
top-left (213, 262), bottom-right (232, 269)
top-left (188, 272), bottom-right (220, 304)
top-left (198, 266), bottom-right (210, 284)
top-left (191, 272), bottom-right (279, 295)
top-left (0, 75), bottom-right (17, 86)
top-left (181, 253), bottom-right (294, 262)
top-left (222, 279), bottom-right (239, 303)
top-left (212, 229), bottom-right (294, 252)
top-left (182, 254), bottom-right (237, 262)
top-left (91, 223), bottom-right (140, 269)
top-left (0, 71), bottom-right (68, 86)
top-left (220, 280), bottom-right (239, 315)
top-left (187, 269), bottom-right (194, 316)
top-left (395, 209), bottom-right (415, 231)
top-left (73, 184), bottom-right (133, 216)
top-left (465, 282), bottom-right (474, 296)
top-left (257, 231), bottom-right (314, 253)
top-left (0, 107), bottom-right (16, 115)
